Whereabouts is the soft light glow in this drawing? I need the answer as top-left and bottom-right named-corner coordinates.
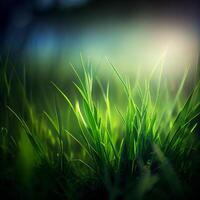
top-left (23, 18), bottom-right (199, 78)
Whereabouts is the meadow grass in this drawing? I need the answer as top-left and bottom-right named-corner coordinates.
top-left (0, 56), bottom-right (200, 199)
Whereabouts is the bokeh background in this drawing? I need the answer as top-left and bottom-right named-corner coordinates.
top-left (1, 0), bottom-right (200, 76)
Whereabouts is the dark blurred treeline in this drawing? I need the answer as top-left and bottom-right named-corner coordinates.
top-left (0, 1), bottom-right (199, 79)
top-left (1, 1), bottom-right (199, 39)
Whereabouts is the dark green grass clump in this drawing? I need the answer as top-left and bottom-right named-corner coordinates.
top-left (0, 57), bottom-right (200, 200)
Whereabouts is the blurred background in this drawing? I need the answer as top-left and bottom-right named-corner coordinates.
top-left (0, 0), bottom-right (200, 77)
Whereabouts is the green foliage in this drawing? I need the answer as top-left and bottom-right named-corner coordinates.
top-left (0, 57), bottom-right (200, 199)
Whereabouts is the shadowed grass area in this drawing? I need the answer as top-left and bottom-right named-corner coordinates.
top-left (0, 56), bottom-right (200, 199)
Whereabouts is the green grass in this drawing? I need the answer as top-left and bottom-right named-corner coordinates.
top-left (0, 56), bottom-right (200, 199)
